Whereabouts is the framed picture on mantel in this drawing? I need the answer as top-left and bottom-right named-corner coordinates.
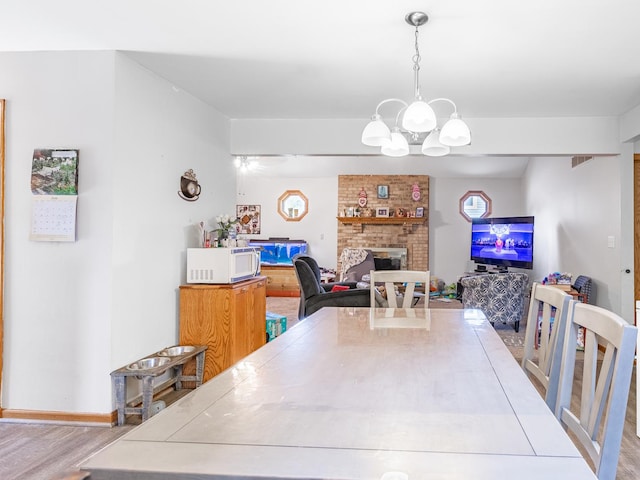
top-left (376, 207), bottom-right (389, 217)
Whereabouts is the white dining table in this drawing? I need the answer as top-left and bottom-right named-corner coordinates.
top-left (82, 307), bottom-right (596, 479)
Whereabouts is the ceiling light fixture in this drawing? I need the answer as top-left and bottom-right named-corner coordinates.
top-left (361, 12), bottom-right (471, 157)
top-left (234, 156), bottom-right (258, 173)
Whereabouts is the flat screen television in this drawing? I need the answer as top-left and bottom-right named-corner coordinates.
top-left (470, 216), bottom-right (534, 271)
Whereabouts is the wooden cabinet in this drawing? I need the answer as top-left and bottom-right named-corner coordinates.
top-left (260, 265), bottom-right (300, 297)
top-left (179, 277), bottom-right (267, 383)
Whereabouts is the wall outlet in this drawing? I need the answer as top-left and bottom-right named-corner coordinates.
top-left (608, 236), bottom-right (615, 248)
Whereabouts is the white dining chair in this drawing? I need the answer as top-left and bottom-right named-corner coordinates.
top-left (369, 270), bottom-right (430, 308)
top-left (521, 282), bottom-right (573, 413)
top-left (556, 302), bottom-right (637, 480)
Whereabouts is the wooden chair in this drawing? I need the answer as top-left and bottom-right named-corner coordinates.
top-left (521, 282), bottom-right (573, 413)
top-left (556, 302), bottom-right (637, 480)
top-left (369, 270), bottom-right (430, 308)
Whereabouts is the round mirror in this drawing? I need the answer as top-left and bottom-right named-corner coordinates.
top-left (278, 190), bottom-right (308, 221)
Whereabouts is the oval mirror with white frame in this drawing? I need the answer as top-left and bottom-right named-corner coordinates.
top-left (278, 190), bottom-right (308, 221)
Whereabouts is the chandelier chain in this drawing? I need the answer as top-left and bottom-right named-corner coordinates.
top-left (412, 26), bottom-right (421, 99)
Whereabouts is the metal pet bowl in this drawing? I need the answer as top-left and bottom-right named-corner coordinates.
top-left (127, 356), bottom-right (171, 370)
top-left (158, 345), bottom-right (196, 357)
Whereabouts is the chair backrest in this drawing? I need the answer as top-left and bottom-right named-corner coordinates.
top-left (369, 270), bottom-right (430, 308)
top-left (572, 275), bottom-right (593, 304)
top-left (293, 254), bottom-right (322, 284)
top-left (521, 282), bottom-right (572, 413)
top-left (293, 258), bottom-right (324, 319)
top-left (556, 302), bottom-right (637, 480)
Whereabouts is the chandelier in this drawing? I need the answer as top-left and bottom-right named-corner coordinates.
top-left (361, 12), bottom-right (471, 157)
top-left (233, 156), bottom-right (258, 172)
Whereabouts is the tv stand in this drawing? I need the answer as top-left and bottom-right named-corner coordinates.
top-left (489, 267), bottom-right (509, 274)
top-left (473, 264), bottom-right (508, 274)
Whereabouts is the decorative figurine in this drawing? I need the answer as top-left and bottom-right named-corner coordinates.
top-left (358, 187), bottom-right (367, 208)
top-left (411, 183), bottom-right (421, 201)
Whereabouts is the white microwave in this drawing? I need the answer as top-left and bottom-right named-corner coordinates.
top-left (186, 247), bottom-right (261, 284)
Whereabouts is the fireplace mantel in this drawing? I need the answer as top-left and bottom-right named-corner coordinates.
top-left (337, 216), bottom-right (425, 233)
top-left (337, 217), bottom-right (425, 225)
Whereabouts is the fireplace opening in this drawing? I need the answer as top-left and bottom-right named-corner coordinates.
top-left (368, 247), bottom-right (407, 271)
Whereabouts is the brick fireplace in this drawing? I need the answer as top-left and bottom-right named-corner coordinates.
top-left (337, 175), bottom-right (429, 276)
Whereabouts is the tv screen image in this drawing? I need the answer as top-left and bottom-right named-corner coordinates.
top-left (470, 216), bottom-right (534, 271)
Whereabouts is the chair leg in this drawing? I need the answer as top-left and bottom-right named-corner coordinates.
top-left (514, 320), bottom-right (519, 332)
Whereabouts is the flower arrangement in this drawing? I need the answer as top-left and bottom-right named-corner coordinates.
top-left (215, 214), bottom-right (239, 239)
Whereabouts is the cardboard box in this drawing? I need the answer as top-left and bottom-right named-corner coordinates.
top-left (266, 312), bottom-right (287, 341)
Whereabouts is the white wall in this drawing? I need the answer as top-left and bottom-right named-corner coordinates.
top-left (1, 51), bottom-right (233, 415)
top-left (2, 51), bottom-right (116, 412)
top-left (523, 156), bottom-right (626, 315)
top-left (237, 174), bottom-right (338, 268)
top-left (110, 54), bottom-right (234, 373)
top-left (429, 177), bottom-right (524, 286)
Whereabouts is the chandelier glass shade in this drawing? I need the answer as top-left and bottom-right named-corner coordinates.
top-left (381, 127), bottom-right (410, 157)
top-left (361, 12), bottom-right (471, 157)
top-left (421, 128), bottom-right (450, 157)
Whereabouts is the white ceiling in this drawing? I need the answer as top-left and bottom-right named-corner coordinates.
top-left (1, 1), bottom-right (638, 177)
top-left (2, 0), bottom-right (639, 120)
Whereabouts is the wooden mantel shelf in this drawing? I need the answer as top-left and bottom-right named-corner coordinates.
top-left (337, 216), bottom-right (426, 225)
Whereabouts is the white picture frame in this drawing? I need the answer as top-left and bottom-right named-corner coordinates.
top-left (376, 207), bottom-right (389, 217)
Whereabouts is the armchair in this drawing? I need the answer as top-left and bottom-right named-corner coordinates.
top-left (293, 257), bottom-right (370, 319)
top-left (460, 272), bottom-right (529, 332)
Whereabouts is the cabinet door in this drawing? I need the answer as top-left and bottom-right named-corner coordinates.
top-left (248, 279), bottom-right (267, 350)
top-left (180, 287), bottom-right (232, 383)
top-left (230, 285), bottom-right (250, 364)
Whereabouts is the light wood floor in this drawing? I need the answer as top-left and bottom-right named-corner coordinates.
top-left (1, 297), bottom-right (638, 479)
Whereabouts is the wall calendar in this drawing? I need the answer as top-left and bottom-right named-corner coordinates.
top-left (30, 149), bottom-right (78, 242)
top-left (30, 195), bottom-right (77, 241)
